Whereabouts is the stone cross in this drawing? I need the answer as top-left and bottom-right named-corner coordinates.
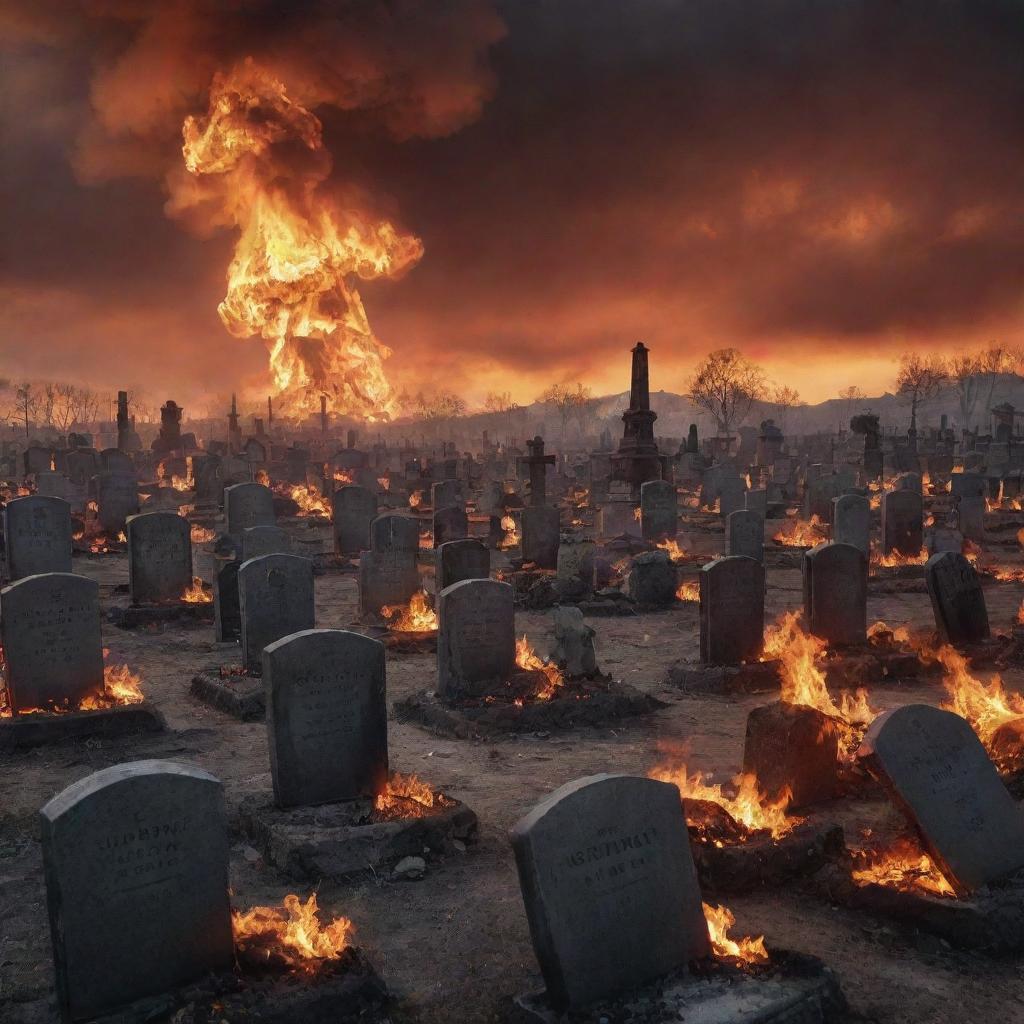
top-left (518, 435), bottom-right (556, 508)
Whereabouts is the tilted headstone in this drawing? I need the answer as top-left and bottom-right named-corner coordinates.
top-left (332, 484), bottom-right (378, 554)
top-left (727, 508), bottom-right (764, 563)
top-left (438, 538), bottom-right (490, 590)
top-left (1, 573), bottom-right (104, 712)
top-left (264, 629), bottom-right (388, 808)
top-left (640, 479), bottom-right (676, 543)
top-left (511, 774), bottom-right (709, 1009)
top-left (880, 488), bottom-right (922, 556)
top-left (127, 511), bottom-right (192, 604)
top-left (833, 493), bottom-right (870, 557)
top-left (699, 555), bottom-right (764, 665)
top-left (238, 554), bottom-right (315, 672)
top-left (224, 481), bottom-right (275, 538)
top-left (40, 761), bottom-right (233, 1021)
top-left (859, 705), bottom-right (1024, 895)
top-left (241, 524), bottom-right (291, 560)
top-left (803, 542), bottom-right (866, 646)
top-left (437, 578), bottom-right (515, 699)
top-left (3, 495), bottom-right (72, 579)
top-left (433, 504), bottom-right (469, 547)
top-left (96, 472), bottom-right (139, 533)
top-left (521, 505), bottom-right (561, 568)
top-left (925, 551), bottom-right (990, 645)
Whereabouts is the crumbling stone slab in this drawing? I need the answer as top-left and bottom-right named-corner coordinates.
top-left (190, 670), bottom-right (265, 721)
top-left (0, 704), bottom-right (166, 751)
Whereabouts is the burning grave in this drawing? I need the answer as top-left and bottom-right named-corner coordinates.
top-left (509, 775), bottom-right (846, 1023)
top-left (377, 588), bottom-right (439, 651)
top-left (394, 579), bottom-right (660, 739)
top-left (236, 629), bottom-right (476, 881)
top-left (0, 574), bottom-right (164, 750)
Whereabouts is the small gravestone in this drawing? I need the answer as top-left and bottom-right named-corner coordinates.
top-left (958, 495), bottom-right (986, 542)
top-left (881, 489), bottom-right (922, 556)
top-left (438, 538), bottom-right (490, 590)
top-left (859, 704), bottom-right (1024, 894)
top-left (727, 508), bottom-right (764, 562)
top-left (550, 606), bottom-right (598, 677)
top-left (804, 476), bottom-right (839, 522)
top-left (925, 551), bottom-right (990, 645)
top-left (224, 481), bottom-right (275, 538)
top-left (238, 554), bottom-right (315, 672)
top-left (431, 479), bottom-right (461, 511)
top-left (96, 472), bottom-right (139, 533)
top-left (718, 474), bottom-right (746, 520)
top-left (521, 506), bottom-right (561, 568)
top-left (3, 495), bottom-right (72, 579)
top-left (833, 493), bottom-right (870, 557)
top-left (433, 505), bottom-right (469, 547)
top-left (265, 629), bottom-right (388, 808)
top-left (950, 472), bottom-right (986, 499)
top-left (556, 537), bottom-right (595, 595)
top-left (40, 760), bottom-right (233, 1021)
top-left (627, 549), bottom-right (676, 605)
top-left (332, 485), bottom-right (378, 554)
top-left (744, 487), bottom-right (768, 519)
top-left (359, 514), bottom-right (421, 617)
top-left (214, 559), bottom-right (242, 642)
top-left (511, 774), bottom-right (709, 1009)
top-left (1, 573), bottom-right (104, 712)
top-left (803, 542), bottom-right (866, 646)
top-left (437, 578), bottom-right (515, 699)
top-left (241, 524), bottom-right (290, 560)
top-left (700, 556), bottom-right (764, 665)
top-left (127, 511), bottom-right (192, 604)
top-left (640, 479), bottom-right (677, 543)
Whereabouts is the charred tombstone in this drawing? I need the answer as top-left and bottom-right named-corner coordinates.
top-left (127, 510), bottom-right (193, 605)
top-left (239, 554), bottom-right (316, 673)
top-left (332, 484), bottom-right (378, 555)
top-left (728, 508), bottom-right (764, 562)
top-left (359, 514), bottom-right (421, 620)
top-left (640, 478), bottom-right (677, 543)
top-left (925, 551), bottom-right (990, 645)
top-left (700, 556), bottom-right (765, 665)
top-left (432, 504), bottom-right (469, 547)
top-left (437, 538), bottom-right (490, 590)
top-left (225, 481), bottom-right (275, 539)
top-left (880, 489), bottom-right (923, 556)
top-left (832, 493), bottom-right (870, 557)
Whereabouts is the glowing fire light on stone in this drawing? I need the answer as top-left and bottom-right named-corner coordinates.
top-left (373, 771), bottom-right (449, 818)
top-left (285, 483), bottom-right (330, 516)
top-left (515, 635), bottom-right (564, 700)
top-left (851, 837), bottom-right (955, 899)
top-left (408, 490), bottom-right (423, 508)
top-left (703, 902), bottom-right (769, 964)
top-left (869, 546), bottom-right (929, 569)
top-left (179, 60), bottom-right (422, 421)
top-left (676, 580), bottom-right (700, 602)
top-left (499, 514), bottom-right (520, 550)
top-left (181, 577), bottom-right (213, 604)
top-left (191, 524), bottom-right (217, 544)
top-left (772, 515), bottom-right (828, 547)
top-left (380, 590), bottom-right (438, 632)
top-left (657, 538), bottom-right (687, 561)
top-left (232, 893), bottom-right (353, 973)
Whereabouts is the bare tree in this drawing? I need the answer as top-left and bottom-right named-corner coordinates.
top-left (687, 349), bottom-right (766, 437)
top-left (14, 382), bottom-right (37, 438)
top-left (895, 353), bottom-right (948, 441)
top-left (949, 346), bottom-right (1019, 434)
top-left (765, 384), bottom-right (802, 432)
top-left (836, 385), bottom-right (865, 429)
top-left (537, 383), bottom-right (592, 443)
top-left (484, 391), bottom-right (523, 437)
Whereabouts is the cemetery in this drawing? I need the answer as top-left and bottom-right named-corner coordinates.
top-left (8, 6), bottom-right (1024, 1021)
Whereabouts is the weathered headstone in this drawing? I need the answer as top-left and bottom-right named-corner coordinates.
top-left (521, 506), bottom-right (561, 568)
top-left (727, 508), bottom-right (764, 563)
top-left (957, 495), bottom-right (986, 543)
top-left (859, 705), bottom-right (1024, 894)
top-left (96, 471), bottom-right (139, 533)
top-left (224, 481), bottom-right (275, 538)
top-left (213, 559), bottom-right (242, 643)
top-left (627, 549), bottom-right (676, 605)
top-left (744, 487), bottom-right (768, 519)
top-left (437, 578), bottom-right (515, 699)
top-left (359, 513), bottom-right (421, 617)
top-left (833, 493), bottom-right (870, 557)
top-left (332, 485), bottom-right (378, 554)
top-left (241, 524), bottom-right (291, 560)
top-left (881, 488), bottom-right (922, 556)
top-left (718, 473), bottom-right (746, 521)
top-left (40, 761), bottom-right (233, 1021)
top-left (640, 479), bottom-right (676, 543)
top-left (431, 479), bottom-right (461, 511)
top-left (238, 554), bottom-right (315, 672)
top-left (803, 542), bottom-right (867, 646)
top-left (264, 629), bottom-right (388, 808)
top-left (3, 495), bottom-right (72, 579)
top-left (550, 606), bottom-right (598, 677)
top-left (925, 551), bottom-right (990, 645)
top-left (699, 556), bottom-right (764, 665)
top-left (438, 538), bottom-right (490, 590)
top-left (127, 511), bottom-right (192, 604)
top-left (511, 774), bottom-right (709, 1009)
top-left (433, 504), bottom-right (469, 547)
top-left (1, 573), bottom-right (104, 712)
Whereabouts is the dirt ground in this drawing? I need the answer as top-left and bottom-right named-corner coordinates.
top-left (3, 521), bottom-right (1024, 1024)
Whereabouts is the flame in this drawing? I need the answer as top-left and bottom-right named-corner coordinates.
top-left (866, 620), bottom-right (911, 646)
top-left (869, 546), bottom-right (929, 568)
top-left (700, 498), bottom-right (721, 513)
top-left (285, 483), bottom-right (330, 516)
top-left (181, 576), bottom-right (213, 604)
top-left (633, 506), bottom-right (642, 522)
top-left (650, 761), bottom-right (800, 840)
top-left (772, 514), bottom-right (828, 547)
top-left (180, 60), bottom-right (421, 421)
top-left (515, 635), bottom-right (564, 700)
top-left (676, 580), bottom-right (700, 602)
top-left (869, 493), bottom-right (881, 510)
top-left (3, 652), bottom-right (145, 718)
top-left (763, 611), bottom-right (877, 758)
top-left (983, 563), bottom-right (1024, 583)
top-left (499, 514), bottom-right (520, 550)
top-left (657, 538), bottom-right (687, 561)
top-left (232, 893), bottom-right (353, 973)
top-left (408, 489), bottom-right (423, 508)
top-left (377, 476), bottom-right (390, 491)
top-left (256, 468), bottom-right (271, 486)
top-left (191, 524), bottom-right (217, 544)
top-left (1017, 527), bottom-right (1024, 548)
top-left (178, 503), bottom-right (195, 517)
top-left (703, 902), bottom-right (769, 964)
top-left (380, 590), bottom-right (438, 632)
top-left (373, 771), bottom-right (448, 817)
top-left (333, 469), bottom-right (353, 485)
top-left (851, 837), bottom-right (955, 899)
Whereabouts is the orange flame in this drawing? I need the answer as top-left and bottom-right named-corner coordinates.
top-left (180, 60), bottom-right (420, 421)
top-left (191, 524), bottom-right (217, 544)
top-left (866, 620), bottom-right (911, 646)
top-left (676, 580), bottom-right (700, 602)
top-left (499, 514), bottom-right (520, 550)
top-left (869, 546), bottom-right (929, 569)
top-left (4, 652), bottom-right (145, 718)
top-left (703, 902), bottom-right (769, 964)
top-left (181, 577), bottom-right (213, 604)
top-left (657, 538), bottom-right (687, 561)
top-left (515, 635), bottom-right (564, 700)
top-left (286, 483), bottom-right (330, 516)
top-left (380, 590), bottom-right (438, 632)
top-left (772, 514), bottom-right (828, 547)
top-left (851, 837), bottom-right (955, 899)
top-left (232, 894), bottom-right (353, 973)
top-left (373, 771), bottom-right (448, 817)
top-left (333, 469), bottom-right (354, 485)
top-left (408, 489), bottom-right (423, 508)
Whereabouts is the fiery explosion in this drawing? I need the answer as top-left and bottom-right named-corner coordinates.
top-left (772, 514), bottom-right (828, 547)
top-left (232, 893), bottom-right (353, 973)
top-left (703, 903), bottom-right (769, 964)
top-left (851, 837), bottom-right (955, 899)
top-left (179, 60), bottom-right (422, 421)
top-left (515, 635), bottom-right (564, 700)
top-left (380, 590), bottom-right (438, 632)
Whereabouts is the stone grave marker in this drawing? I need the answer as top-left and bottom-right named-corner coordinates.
top-left (640, 479), bottom-right (676, 543)
top-left (881, 488), bottom-right (923, 556)
top-left (437, 578), bottom-right (515, 699)
top-left (803, 542), bottom-right (867, 646)
top-left (97, 471), bottom-right (139, 533)
top-left (957, 495), bottom-right (986, 542)
top-left (40, 760), bottom-right (233, 1021)
top-left (359, 513), bottom-right (420, 617)
top-left (332, 485), bottom-right (378, 554)
top-left (438, 538), bottom-right (490, 590)
top-left (265, 629), bottom-right (388, 808)
top-left (699, 556), bottom-right (764, 665)
top-left (522, 506), bottom-right (561, 568)
top-left (950, 472), bottom-right (986, 499)
top-left (224, 481), bottom-right (275, 538)
top-left (925, 551), bottom-right (990, 645)
top-left (239, 554), bottom-right (315, 672)
top-left (550, 606), bottom-right (597, 677)
top-left (833, 493), bottom-right (870, 557)
top-left (744, 487), bottom-right (768, 519)
top-left (433, 504), bottom-right (469, 547)
top-left (431, 479), bottom-right (461, 511)
top-left (127, 511), bottom-right (192, 604)
top-left (727, 508), bottom-right (764, 562)
top-left (627, 549), bottom-right (676, 605)
top-left (241, 524), bottom-right (291, 560)
top-left (214, 559), bottom-right (242, 643)
top-left (3, 495), bottom-right (72, 579)
top-left (511, 774), bottom-right (709, 1009)
top-left (718, 473), bottom-right (746, 520)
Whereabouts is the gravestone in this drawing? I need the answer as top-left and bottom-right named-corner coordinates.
top-left (213, 559), bottom-right (242, 643)
top-left (521, 506), bottom-right (561, 568)
top-left (957, 495), bottom-right (986, 542)
top-left (550, 606), bottom-right (598, 677)
top-left (833, 493), bottom-right (870, 557)
top-left (438, 538), bottom-right (490, 590)
top-left (238, 554), bottom-right (315, 672)
top-left (359, 513), bottom-right (421, 617)
top-left (97, 472), bottom-right (139, 533)
top-left (950, 472), bottom-right (986, 499)
top-left (431, 479), bottom-right (461, 511)
top-left (640, 479), bottom-right (676, 543)
top-left (699, 556), bottom-right (764, 665)
top-left (859, 705), bottom-right (1024, 895)
top-left (744, 487), bottom-right (768, 519)
top-left (3, 495), bottom-right (72, 579)
top-left (556, 536), bottom-right (596, 595)
top-left (511, 774), bottom-right (709, 1009)
top-left (437, 578), bottom-right (515, 699)
top-left (241, 524), bottom-right (291, 560)
top-left (718, 474), bottom-right (746, 520)
top-left (127, 511), bottom-right (192, 604)
top-left (433, 505), bottom-right (469, 547)
top-left (224, 481), bottom-right (275, 538)
top-left (803, 542), bottom-right (866, 646)
top-left (925, 551), bottom-right (990, 645)
top-left (881, 488), bottom-right (923, 556)
top-left (100, 448), bottom-right (134, 475)
top-left (264, 629), bottom-right (388, 808)
top-left (332, 485), bottom-right (378, 554)
top-left (804, 475), bottom-right (839, 522)
top-left (727, 508), bottom-right (764, 563)
top-left (40, 761), bottom-right (233, 1021)
top-left (627, 550), bottom-right (676, 605)
top-left (1, 573), bottom-right (104, 712)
